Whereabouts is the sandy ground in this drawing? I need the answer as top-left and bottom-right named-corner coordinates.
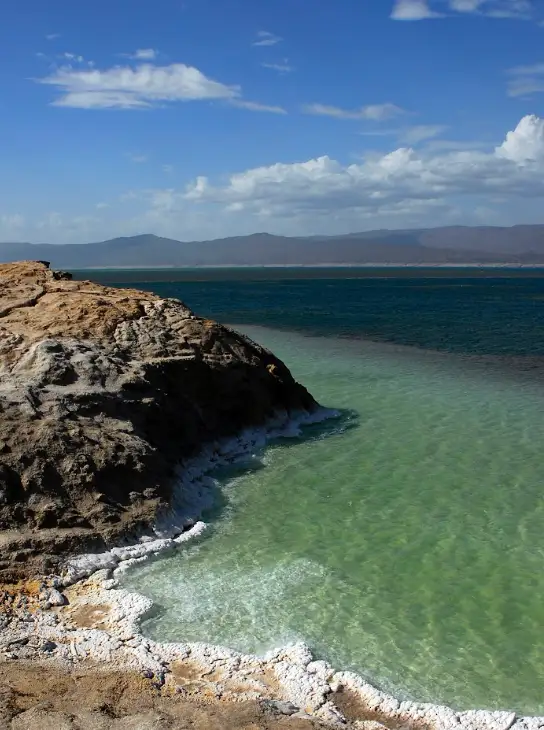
top-left (0, 662), bottom-right (351, 730)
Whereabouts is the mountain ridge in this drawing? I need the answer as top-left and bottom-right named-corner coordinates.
top-left (2, 225), bottom-right (544, 267)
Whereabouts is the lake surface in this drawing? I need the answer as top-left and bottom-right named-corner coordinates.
top-left (84, 270), bottom-right (544, 714)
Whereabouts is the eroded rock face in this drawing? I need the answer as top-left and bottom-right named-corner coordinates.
top-left (0, 261), bottom-right (316, 579)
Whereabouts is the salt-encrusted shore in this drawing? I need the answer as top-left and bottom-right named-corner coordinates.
top-left (2, 410), bottom-right (542, 730)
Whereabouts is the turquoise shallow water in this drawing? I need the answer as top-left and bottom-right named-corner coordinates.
top-left (123, 324), bottom-right (544, 715)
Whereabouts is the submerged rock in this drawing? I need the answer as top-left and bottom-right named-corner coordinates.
top-left (0, 261), bottom-right (317, 580)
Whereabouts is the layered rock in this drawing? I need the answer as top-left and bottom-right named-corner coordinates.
top-left (0, 261), bottom-right (316, 579)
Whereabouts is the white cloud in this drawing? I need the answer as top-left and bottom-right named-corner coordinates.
top-left (35, 61), bottom-right (281, 113)
top-left (252, 31), bottom-right (282, 47)
top-left (391, 0), bottom-right (442, 19)
top-left (449, 0), bottom-right (485, 9)
top-left (36, 62), bottom-right (240, 109)
top-left (399, 124), bottom-right (449, 144)
top-left (392, 0), bottom-right (533, 19)
top-left (507, 62), bottom-right (544, 97)
top-left (5, 116), bottom-right (544, 243)
top-left (262, 60), bottom-right (293, 73)
top-left (59, 52), bottom-right (88, 65)
top-left (303, 102), bottom-right (406, 121)
top-left (482, 0), bottom-right (532, 18)
top-left (496, 114), bottom-right (544, 160)
top-left (95, 202), bottom-right (110, 209)
top-left (231, 99), bottom-right (287, 114)
top-left (162, 164), bottom-right (174, 173)
top-left (45, 33), bottom-right (60, 41)
top-left (184, 177), bottom-right (209, 201)
top-left (127, 48), bottom-right (158, 60)
top-left (175, 115), bottom-right (544, 221)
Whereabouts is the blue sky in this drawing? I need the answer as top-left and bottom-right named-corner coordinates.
top-left (1, 0), bottom-right (544, 243)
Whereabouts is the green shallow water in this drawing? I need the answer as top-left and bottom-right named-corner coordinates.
top-left (123, 326), bottom-right (544, 714)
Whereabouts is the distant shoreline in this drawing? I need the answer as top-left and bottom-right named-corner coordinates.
top-left (71, 263), bottom-right (544, 283)
top-left (71, 263), bottom-right (544, 270)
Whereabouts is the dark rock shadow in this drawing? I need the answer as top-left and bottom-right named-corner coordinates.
top-left (124, 406), bottom-right (360, 591)
top-left (129, 408), bottom-right (360, 631)
top-left (199, 407), bottom-right (359, 525)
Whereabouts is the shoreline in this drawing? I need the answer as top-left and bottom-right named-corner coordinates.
top-left (2, 408), bottom-right (543, 729)
top-left (72, 264), bottom-right (544, 270)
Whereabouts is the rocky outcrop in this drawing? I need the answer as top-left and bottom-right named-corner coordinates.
top-left (0, 261), bottom-right (316, 579)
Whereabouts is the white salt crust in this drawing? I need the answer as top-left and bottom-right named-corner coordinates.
top-left (7, 408), bottom-right (542, 729)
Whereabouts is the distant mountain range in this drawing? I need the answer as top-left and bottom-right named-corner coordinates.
top-left (2, 226), bottom-right (544, 268)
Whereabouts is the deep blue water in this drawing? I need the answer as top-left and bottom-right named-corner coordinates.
top-left (82, 273), bottom-right (544, 356)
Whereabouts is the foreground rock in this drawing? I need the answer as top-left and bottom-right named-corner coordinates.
top-left (0, 661), bottom-right (334, 730)
top-left (0, 261), bottom-right (316, 580)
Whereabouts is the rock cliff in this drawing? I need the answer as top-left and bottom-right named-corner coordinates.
top-left (0, 261), bottom-right (316, 579)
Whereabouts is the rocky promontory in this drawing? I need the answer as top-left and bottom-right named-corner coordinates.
top-left (0, 261), bottom-right (316, 580)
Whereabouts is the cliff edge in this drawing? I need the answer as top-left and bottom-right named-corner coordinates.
top-left (0, 261), bottom-right (316, 579)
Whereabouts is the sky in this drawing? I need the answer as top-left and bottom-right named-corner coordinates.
top-left (1, 0), bottom-right (544, 244)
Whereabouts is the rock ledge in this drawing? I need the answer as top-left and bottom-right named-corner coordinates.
top-left (0, 261), bottom-right (316, 579)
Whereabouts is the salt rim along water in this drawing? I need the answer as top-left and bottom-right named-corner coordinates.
top-left (35, 406), bottom-right (544, 729)
top-left (63, 407), bottom-right (338, 584)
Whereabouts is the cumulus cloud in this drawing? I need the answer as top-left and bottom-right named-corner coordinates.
top-left (36, 62), bottom-right (239, 109)
top-left (507, 62), bottom-right (544, 97)
top-left (303, 103), bottom-right (405, 121)
top-left (252, 31), bottom-right (282, 47)
top-left (391, 0), bottom-right (533, 19)
top-left (497, 114), bottom-right (544, 160)
top-left (175, 115), bottom-right (544, 221)
top-left (5, 116), bottom-right (544, 243)
top-left (35, 61), bottom-right (282, 113)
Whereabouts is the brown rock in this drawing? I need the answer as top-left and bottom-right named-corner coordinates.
top-left (0, 262), bottom-right (317, 579)
top-left (0, 662), bottom-right (333, 730)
